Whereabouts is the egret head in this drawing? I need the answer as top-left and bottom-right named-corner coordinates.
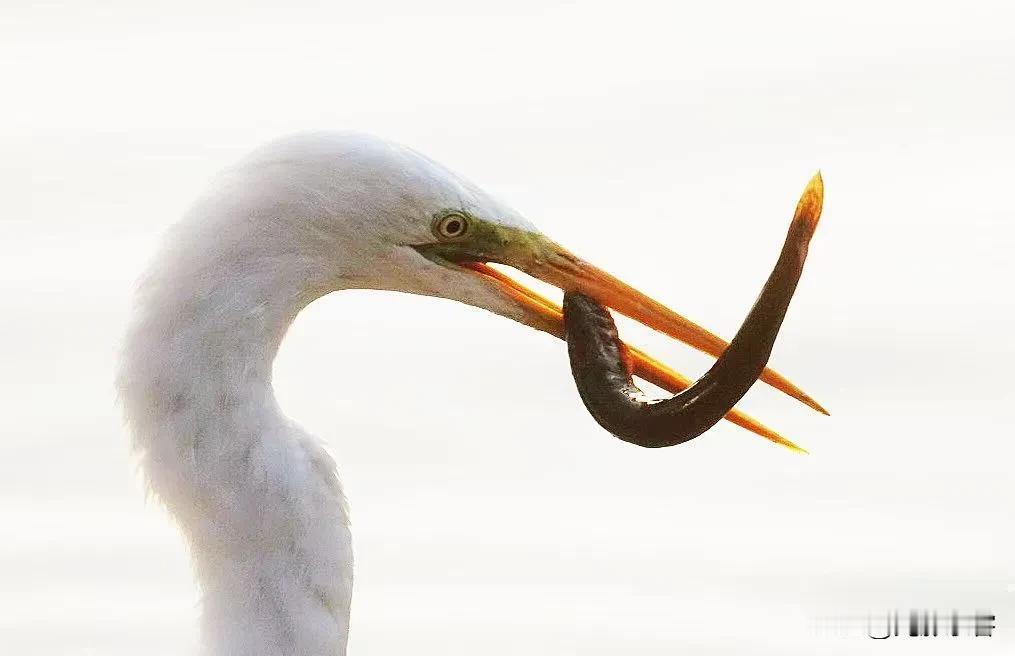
top-left (210, 133), bottom-right (715, 344)
top-left (229, 134), bottom-right (736, 353)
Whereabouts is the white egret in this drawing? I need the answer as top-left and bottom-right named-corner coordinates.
top-left (117, 132), bottom-right (824, 655)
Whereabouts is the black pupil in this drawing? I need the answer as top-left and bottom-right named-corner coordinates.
top-left (444, 219), bottom-right (462, 235)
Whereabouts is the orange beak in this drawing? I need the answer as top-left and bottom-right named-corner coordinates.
top-left (460, 173), bottom-right (826, 452)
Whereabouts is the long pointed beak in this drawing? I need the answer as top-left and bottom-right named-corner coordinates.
top-left (462, 173), bottom-right (826, 451)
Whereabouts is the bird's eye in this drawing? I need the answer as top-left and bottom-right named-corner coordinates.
top-left (433, 212), bottom-right (471, 240)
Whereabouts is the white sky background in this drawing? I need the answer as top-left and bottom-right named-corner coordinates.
top-left (2, 0), bottom-right (1014, 654)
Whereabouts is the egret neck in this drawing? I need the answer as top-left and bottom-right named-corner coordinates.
top-left (119, 209), bottom-right (354, 654)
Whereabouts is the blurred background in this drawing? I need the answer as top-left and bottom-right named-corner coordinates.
top-left (2, 1), bottom-right (1013, 654)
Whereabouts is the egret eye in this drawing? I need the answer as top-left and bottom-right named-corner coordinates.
top-left (433, 212), bottom-right (470, 240)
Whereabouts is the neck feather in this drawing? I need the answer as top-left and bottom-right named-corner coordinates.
top-left (118, 228), bottom-right (353, 655)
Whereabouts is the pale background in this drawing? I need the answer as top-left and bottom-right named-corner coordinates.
top-left (2, 1), bottom-right (1013, 654)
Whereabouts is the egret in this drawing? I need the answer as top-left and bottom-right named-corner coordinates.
top-left (117, 132), bottom-right (824, 655)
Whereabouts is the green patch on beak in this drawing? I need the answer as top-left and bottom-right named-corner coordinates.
top-left (413, 212), bottom-right (555, 269)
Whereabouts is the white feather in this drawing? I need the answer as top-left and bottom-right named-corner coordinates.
top-left (117, 132), bottom-right (536, 655)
